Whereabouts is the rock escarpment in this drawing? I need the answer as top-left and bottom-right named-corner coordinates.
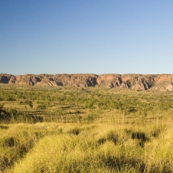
top-left (1, 73), bottom-right (173, 91)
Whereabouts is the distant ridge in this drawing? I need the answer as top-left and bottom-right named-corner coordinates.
top-left (1, 73), bottom-right (173, 91)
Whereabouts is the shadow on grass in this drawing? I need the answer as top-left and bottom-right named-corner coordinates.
top-left (0, 125), bottom-right (8, 129)
top-left (101, 155), bottom-right (146, 173)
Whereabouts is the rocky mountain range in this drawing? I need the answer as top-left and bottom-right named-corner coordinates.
top-left (1, 73), bottom-right (173, 91)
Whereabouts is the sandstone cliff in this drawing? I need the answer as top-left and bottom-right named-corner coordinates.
top-left (1, 73), bottom-right (173, 91)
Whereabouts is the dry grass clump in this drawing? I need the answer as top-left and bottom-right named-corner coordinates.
top-left (0, 123), bottom-right (63, 172)
top-left (1, 122), bottom-right (170, 173)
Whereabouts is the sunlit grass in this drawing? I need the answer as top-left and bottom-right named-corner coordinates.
top-left (0, 119), bottom-right (172, 172)
top-left (1, 84), bottom-right (173, 172)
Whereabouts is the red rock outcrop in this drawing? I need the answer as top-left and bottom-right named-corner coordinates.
top-left (1, 73), bottom-right (173, 91)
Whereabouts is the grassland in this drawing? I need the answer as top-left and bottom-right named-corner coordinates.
top-left (0, 84), bottom-right (173, 172)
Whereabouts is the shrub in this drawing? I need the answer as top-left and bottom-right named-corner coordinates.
top-left (0, 106), bottom-right (11, 123)
top-left (6, 96), bottom-right (16, 101)
top-left (36, 104), bottom-right (46, 110)
top-left (20, 100), bottom-right (33, 108)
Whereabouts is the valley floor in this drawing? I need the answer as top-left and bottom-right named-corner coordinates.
top-left (0, 84), bottom-right (173, 172)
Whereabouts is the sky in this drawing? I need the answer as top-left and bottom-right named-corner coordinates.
top-left (0, 0), bottom-right (173, 75)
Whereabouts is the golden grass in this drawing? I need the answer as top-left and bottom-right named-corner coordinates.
top-left (0, 117), bottom-right (172, 173)
top-left (1, 85), bottom-right (173, 172)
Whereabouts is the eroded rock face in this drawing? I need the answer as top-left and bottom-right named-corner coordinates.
top-left (53, 74), bottom-right (98, 87)
top-left (97, 74), bottom-right (122, 88)
top-left (151, 74), bottom-right (173, 91)
top-left (0, 74), bottom-right (13, 83)
top-left (0, 73), bottom-right (173, 91)
top-left (96, 74), bottom-right (155, 90)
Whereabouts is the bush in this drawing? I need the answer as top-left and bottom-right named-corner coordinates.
top-left (36, 104), bottom-right (46, 110)
top-left (6, 96), bottom-right (16, 101)
top-left (83, 112), bottom-right (99, 123)
top-left (0, 105), bottom-right (11, 123)
top-left (20, 100), bottom-right (33, 108)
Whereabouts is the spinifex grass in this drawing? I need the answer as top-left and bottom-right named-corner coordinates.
top-left (0, 84), bottom-right (173, 172)
top-left (0, 119), bottom-right (171, 173)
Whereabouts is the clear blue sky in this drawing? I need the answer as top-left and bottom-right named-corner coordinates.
top-left (0, 0), bottom-right (173, 75)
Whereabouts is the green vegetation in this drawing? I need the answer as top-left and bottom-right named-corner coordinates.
top-left (0, 84), bottom-right (173, 172)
